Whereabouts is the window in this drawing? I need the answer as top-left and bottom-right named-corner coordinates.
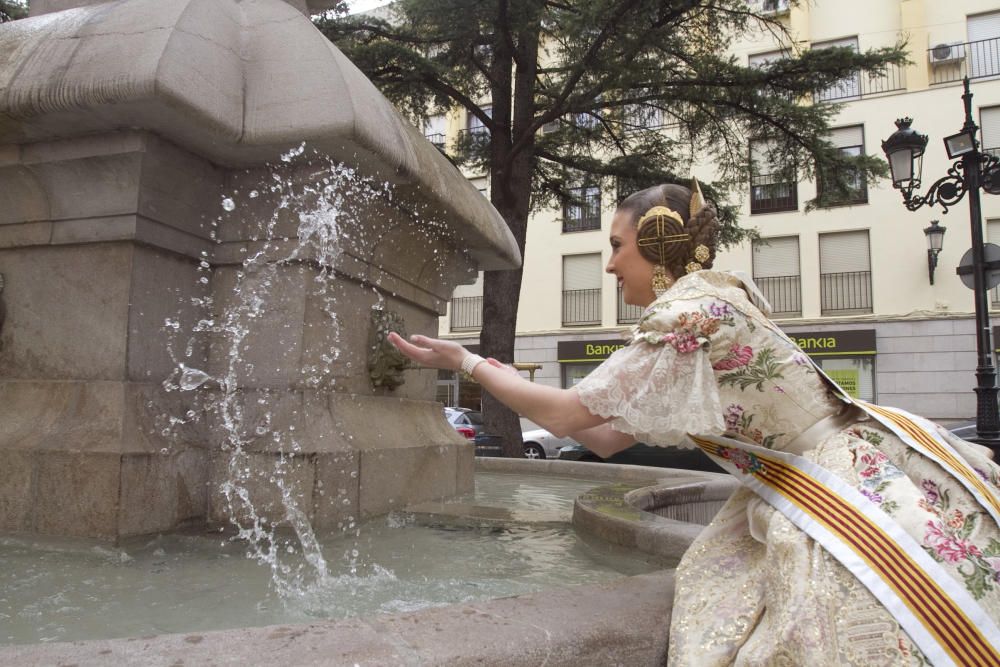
top-left (563, 184), bottom-right (602, 232)
top-left (563, 254), bottom-right (602, 326)
top-left (464, 105), bottom-right (492, 139)
top-left (424, 113), bottom-right (446, 150)
top-left (750, 140), bottom-right (797, 214)
top-left (450, 272), bottom-right (483, 331)
top-left (749, 49), bottom-right (784, 69)
top-left (617, 285), bottom-right (644, 324)
top-left (623, 89), bottom-right (663, 132)
top-left (818, 125), bottom-right (867, 206)
top-left (989, 219), bottom-right (1000, 307)
top-left (982, 107), bottom-right (1000, 157)
top-left (752, 236), bottom-right (801, 317)
top-left (968, 11), bottom-right (1000, 79)
top-left (813, 37), bottom-right (860, 102)
top-left (819, 231), bottom-right (872, 315)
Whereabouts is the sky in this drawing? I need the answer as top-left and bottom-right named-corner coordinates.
top-left (346, 0), bottom-right (391, 13)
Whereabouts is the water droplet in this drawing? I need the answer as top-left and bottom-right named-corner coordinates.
top-left (221, 197), bottom-right (236, 211)
top-left (160, 448), bottom-right (169, 455)
top-left (179, 367), bottom-right (212, 391)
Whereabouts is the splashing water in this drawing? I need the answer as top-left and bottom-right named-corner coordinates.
top-left (158, 144), bottom-right (458, 606)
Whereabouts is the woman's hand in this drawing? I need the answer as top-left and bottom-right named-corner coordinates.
top-left (387, 332), bottom-right (469, 371)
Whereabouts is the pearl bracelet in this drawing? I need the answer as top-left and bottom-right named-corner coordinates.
top-left (460, 353), bottom-right (486, 380)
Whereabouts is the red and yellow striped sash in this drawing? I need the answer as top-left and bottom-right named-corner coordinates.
top-left (692, 433), bottom-right (1000, 667)
top-left (858, 401), bottom-right (1000, 523)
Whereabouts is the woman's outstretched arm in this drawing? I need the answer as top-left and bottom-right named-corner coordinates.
top-left (388, 332), bottom-right (608, 437)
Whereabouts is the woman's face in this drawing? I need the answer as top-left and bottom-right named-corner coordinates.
top-left (606, 209), bottom-right (657, 308)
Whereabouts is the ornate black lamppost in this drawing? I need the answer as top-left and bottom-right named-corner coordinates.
top-left (882, 78), bottom-right (1000, 452)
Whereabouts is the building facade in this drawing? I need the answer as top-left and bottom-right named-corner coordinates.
top-left (437, 0), bottom-right (1000, 425)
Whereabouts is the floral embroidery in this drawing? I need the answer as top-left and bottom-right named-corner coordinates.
top-left (919, 478), bottom-right (1000, 598)
top-left (713, 344), bottom-right (753, 371)
top-left (723, 404), bottom-right (780, 448)
top-left (718, 445), bottom-right (766, 475)
top-left (717, 347), bottom-right (784, 392)
top-left (639, 303), bottom-right (736, 353)
top-left (851, 439), bottom-right (904, 515)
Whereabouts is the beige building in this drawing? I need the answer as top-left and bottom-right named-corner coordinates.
top-left (438, 0), bottom-right (1000, 425)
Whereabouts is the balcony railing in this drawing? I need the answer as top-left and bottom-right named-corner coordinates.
top-left (563, 191), bottom-right (602, 232)
top-left (993, 284), bottom-right (1000, 309)
top-left (816, 171), bottom-right (868, 207)
top-left (617, 286), bottom-right (644, 324)
top-left (562, 289), bottom-right (601, 326)
top-left (750, 173), bottom-right (798, 214)
top-left (754, 275), bottom-right (802, 317)
top-left (424, 132), bottom-right (446, 151)
top-left (450, 296), bottom-right (483, 331)
top-left (814, 61), bottom-right (907, 103)
top-left (929, 36), bottom-right (1000, 85)
top-left (820, 270), bottom-right (872, 315)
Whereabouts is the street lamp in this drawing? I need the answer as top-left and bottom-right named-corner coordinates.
top-left (882, 77), bottom-right (1000, 452)
top-left (924, 220), bottom-right (946, 285)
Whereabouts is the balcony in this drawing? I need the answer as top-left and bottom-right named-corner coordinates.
top-left (563, 190), bottom-right (602, 232)
top-left (562, 289), bottom-right (601, 326)
top-left (617, 286), bottom-right (644, 324)
top-left (424, 132), bottom-right (446, 151)
top-left (753, 275), bottom-right (801, 318)
top-left (750, 173), bottom-right (798, 214)
top-left (450, 296), bottom-right (483, 331)
top-left (814, 61), bottom-right (906, 103)
top-left (929, 36), bottom-right (1000, 86)
top-left (820, 271), bottom-right (872, 315)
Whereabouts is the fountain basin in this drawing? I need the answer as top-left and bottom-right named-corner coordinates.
top-left (0, 460), bottom-right (734, 665)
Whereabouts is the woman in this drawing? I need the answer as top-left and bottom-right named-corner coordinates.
top-left (389, 183), bottom-right (1000, 666)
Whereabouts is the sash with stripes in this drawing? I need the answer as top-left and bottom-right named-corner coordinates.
top-left (691, 432), bottom-right (1000, 667)
top-left (745, 302), bottom-right (1000, 525)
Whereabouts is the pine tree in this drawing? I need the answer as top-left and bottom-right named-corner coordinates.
top-left (316, 0), bottom-right (905, 456)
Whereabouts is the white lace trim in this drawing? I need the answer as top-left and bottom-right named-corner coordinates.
top-left (575, 339), bottom-right (724, 447)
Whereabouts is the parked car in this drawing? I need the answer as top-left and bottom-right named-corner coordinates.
top-left (444, 407), bottom-right (484, 439)
top-left (558, 441), bottom-right (724, 473)
top-left (521, 428), bottom-right (578, 459)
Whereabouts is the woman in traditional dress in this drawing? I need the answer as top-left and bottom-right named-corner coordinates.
top-left (389, 182), bottom-right (1000, 666)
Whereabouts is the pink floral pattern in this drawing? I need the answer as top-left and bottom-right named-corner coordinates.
top-left (718, 445), bottom-right (766, 475)
top-left (713, 344), bottom-right (753, 371)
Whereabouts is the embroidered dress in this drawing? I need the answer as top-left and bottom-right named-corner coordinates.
top-left (575, 271), bottom-right (1000, 666)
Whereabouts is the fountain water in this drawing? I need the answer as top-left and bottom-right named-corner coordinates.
top-left (0, 1), bottom-right (731, 664)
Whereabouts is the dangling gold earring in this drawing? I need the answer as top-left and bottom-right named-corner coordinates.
top-left (651, 264), bottom-right (674, 297)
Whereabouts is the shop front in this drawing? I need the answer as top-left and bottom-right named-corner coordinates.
top-left (785, 329), bottom-right (877, 401)
top-left (557, 339), bottom-right (628, 388)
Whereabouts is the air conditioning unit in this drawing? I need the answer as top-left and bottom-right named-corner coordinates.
top-left (929, 42), bottom-right (967, 65)
top-left (760, 0), bottom-right (790, 15)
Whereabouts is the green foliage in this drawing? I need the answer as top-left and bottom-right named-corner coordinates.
top-left (0, 0), bottom-right (28, 22)
top-left (316, 0), bottom-right (905, 247)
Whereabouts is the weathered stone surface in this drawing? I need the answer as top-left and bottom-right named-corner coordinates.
top-left (2, 0), bottom-right (520, 270)
top-left (0, 571), bottom-right (675, 666)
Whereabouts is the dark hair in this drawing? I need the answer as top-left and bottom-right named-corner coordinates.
top-left (618, 183), bottom-right (719, 276)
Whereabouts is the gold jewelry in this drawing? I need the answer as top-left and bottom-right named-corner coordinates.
top-left (689, 177), bottom-right (705, 218)
top-left (685, 261), bottom-right (702, 274)
top-left (693, 244), bottom-right (710, 263)
top-left (637, 206), bottom-right (689, 267)
top-left (651, 264), bottom-right (674, 297)
top-left (637, 205), bottom-right (684, 228)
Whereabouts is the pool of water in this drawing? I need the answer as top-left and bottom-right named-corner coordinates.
top-left (0, 473), bottom-right (659, 645)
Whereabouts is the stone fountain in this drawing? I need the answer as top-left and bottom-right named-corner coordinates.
top-left (0, 0), bottom-right (520, 540)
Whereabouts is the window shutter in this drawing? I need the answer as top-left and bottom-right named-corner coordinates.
top-left (987, 219), bottom-right (1000, 244)
top-left (813, 36), bottom-right (859, 52)
top-left (563, 254), bottom-right (602, 290)
top-left (820, 231), bottom-right (871, 274)
top-left (968, 11), bottom-right (1000, 42)
top-left (424, 114), bottom-right (446, 136)
top-left (981, 107), bottom-right (1000, 150)
top-left (749, 49), bottom-right (784, 67)
top-left (753, 236), bottom-right (800, 278)
top-left (829, 125), bottom-right (864, 149)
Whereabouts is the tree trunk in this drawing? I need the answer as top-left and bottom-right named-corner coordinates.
top-left (480, 1), bottom-right (541, 458)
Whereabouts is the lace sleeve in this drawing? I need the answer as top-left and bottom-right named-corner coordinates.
top-left (575, 298), bottom-right (726, 447)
